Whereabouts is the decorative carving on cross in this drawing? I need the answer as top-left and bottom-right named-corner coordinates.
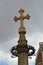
top-left (13, 8), bottom-right (30, 28)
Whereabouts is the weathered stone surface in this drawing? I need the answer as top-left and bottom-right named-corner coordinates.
top-left (35, 42), bottom-right (43, 65)
top-left (18, 52), bottom-right (28, 65)
top-left (37, 62), bottom-right (43, 65)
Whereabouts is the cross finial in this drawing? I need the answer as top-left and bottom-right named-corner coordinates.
top-left (13, 8), bottom-right (30, 27)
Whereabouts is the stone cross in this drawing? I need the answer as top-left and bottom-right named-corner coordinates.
top-left (11, 9), bottom-right (35, 65)
top-left (13, 8), bottom-right (30, 27)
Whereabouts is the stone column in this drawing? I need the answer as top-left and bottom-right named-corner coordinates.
top-left (18, 27), bottom-right (28, 65)
top-left (18, 52), bottom-right (28, 65)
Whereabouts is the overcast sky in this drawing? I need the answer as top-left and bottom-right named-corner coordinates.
top-left (0, 0), bottom-right (43, 65)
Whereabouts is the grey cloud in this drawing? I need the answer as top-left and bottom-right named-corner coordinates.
top-left (0, 0), bottom-right (43, 42)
